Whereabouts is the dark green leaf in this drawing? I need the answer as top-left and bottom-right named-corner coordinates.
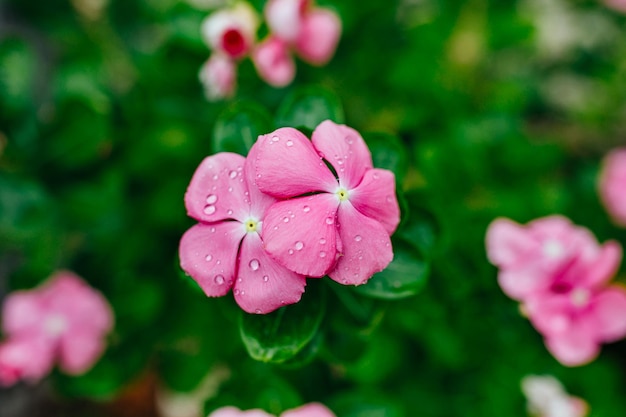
top-left (276, 86), bottom-right (344, 130)
top-left (362, 132), bottom-right (409, 182)
top-left (213, 100), bottom-right (273, 155)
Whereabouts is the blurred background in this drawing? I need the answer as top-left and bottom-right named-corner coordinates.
top-left (1, 0), bottom-right (626, 416)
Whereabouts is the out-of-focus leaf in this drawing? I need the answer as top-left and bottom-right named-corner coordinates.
top-left (362, 132), bottom-right (409, 182)
top-left (276, 86), bottom-right (344, 130)
top-left (213, 100), bottom-right (273, 155)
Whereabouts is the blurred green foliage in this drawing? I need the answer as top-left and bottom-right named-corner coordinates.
top-left (1, 0), bottom-right (626, 416)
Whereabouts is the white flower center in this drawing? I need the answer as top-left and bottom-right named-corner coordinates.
top-left (570, 288), bottom-right (591, 308)
top-left (44, 315), bottom-right (67, 337)
top-left (543, 239), bottom-right (564, 259)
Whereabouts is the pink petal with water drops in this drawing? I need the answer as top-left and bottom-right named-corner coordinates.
top-left (329, 202), bottom-right (393, 285)
top-left (209, 407), bottom-right (274, 417)
top-left (2, 291), bottom-right (44, 338)
top-left (544, 330), bottom-right (600, 367)
top-left (262, 194), bottom-right (339, 277)
top-left (485, 218), bottom-right (536, 268)
top-left (311, 120), bottom-right (372, 189)
top-left (244, 139), bottom-right (277, 219)
top-left (185, 153), bottom-right (249, 223)
top-left (0, 337), bottom-right (55, 385)
top-left (252, 37), bottom-right (296, 87)
top-left (590, 286), bottom-right (626, 342)
top-left (281, 403), bottom-right (336, 417)
top-left (255, 128), bottom-right (337, 198)
top-left (57, 330), bottom-right (105, 375)
top-left (179, 222), bottom-right (246, 297)
top-left (295, 8), bottom-right (341, 65)
top-left (234, 232), bottom-right (306, 314)
top-left (348, 169), bottom-right (399, 235)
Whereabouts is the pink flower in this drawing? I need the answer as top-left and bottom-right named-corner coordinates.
top-left (0, 270), bottom-right (114, 385)
top-left (486, 216), bottom-right (626, 366)
top-left (522, 375), bottom-right (589, 417)
top-left (208, 403), bottom-right (336, 417)
top-left (254, 120), bottom-right (400, 285)
top-left (264, 0), bottom-right (341, 65)
top-left (598, 147), bottom-right (626, 227)
top-left (199, 54), bottom-right (237, 101)
top-left (201, 2), bottom-right (260, 60)
top-left (603, 0), bottom-right (626, 13)
top-left (179, 143), bottom-right (307, 314)
top-left (252, 37), bottom-right (297, 87)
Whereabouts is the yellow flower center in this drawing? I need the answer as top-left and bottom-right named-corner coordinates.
top-left (245, 218), bottom-right (258, 233)
top-left (336, 188), bottom-right (349, 202)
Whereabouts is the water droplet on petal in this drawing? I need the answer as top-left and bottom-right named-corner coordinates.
top-left (283, 217), bottom-right (290, 223)
top-left (286, 140), bottom-right (293, 147)
top-left (210, 227), bottom-right (216, 233)
top-left (249, 259), bottom-right (260, 271)
top-left (229, 170), bottom-right (237, 179)
top-left (228, 186), bottom-right (233, 192)
top-left (227, 209), bottom-right (233, 215)
top-left (205, 254), bottom-right (213, 261)
top-left (271, 136), bottom-right (280, 142)
top-left (212, 174), bottom-right (219, 180)
top-left (240, 290), bottom-right (245, 295)
top-left (295, 241), bottom-right (304, 251)
top-left (214, 275), bottom-right (225, 285)
top-left (303, 205), bottom-right (311, 213)
top-left (216, 260), bottom-right (221, 265)
top-left (206, 194), bottom-right (218, 204)
top-left (255, 309), bottom-right (261, 314)
top-left (288, 249), bottom-right (294, 255)
top-left (273, 225), bottom-right (279, 230)
top-left (354, 235), bottom-right (362, 242)
top-left (319, 251), bottom-right (327, 258)
top-left (233, 289), bottom-right (240, 295)
top-left (373, 172), bottom-right (380, 179)
top-left (345, 135), bottom-right (354, 144)
top-left (325, 217), bottom-right (334, 225)
top-left (319, 238), bottom-right (326, 244)
top-left (204, 205), bottom-right (216, 215)
top-left (386, 195), bottom-right (393, 203)
top-left (263, 275), bottom-right (269, 282)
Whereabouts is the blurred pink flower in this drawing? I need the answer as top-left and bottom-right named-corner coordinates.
top-left (486, 216), bottom-right (626, 366)
top-left (522, 375), bottom-right (588, 417)
top-left (0, 270), bottom-right (114, 385)
top-left (252, 37), bottom-right (296, 87)
top-left (603, 0), bottom-right (626, 13)
top-left (179, 144), bottom-right (306, 314)
top-left (201, 2), bottom-right (259, 60)
top-left (208, 403), bottom-right (335, 417)
top-left (598, 147), bottom-right (626, 227)
top-left (264, 0), bottom-right (341, 65)
top-left (254, 120), bottom-right (399, 285)
top-left (199, 54), bottom-right (237, 101)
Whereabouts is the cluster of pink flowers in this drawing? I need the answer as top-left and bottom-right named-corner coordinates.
top-left (598, 147), bottom-right (626, 227)
top-left (0, 270), bottom-right (114, 386)
top-left (521, 375), bottom-right (588, 417)
top-left (208, 403), bottom-right (335, 417)
top-left (179, 120), bottom-right (400, 314)
top-left (198, 0), bottom-right (341, 100)
top-left (486, 215), bottom-right (626, 366)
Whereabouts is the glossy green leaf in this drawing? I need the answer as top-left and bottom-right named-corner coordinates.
top-left (362, 132), bottom-right (409, 182)
top-left (276, 86), bottom-right (344, 130)
top-left (213, 100), bottom-right (273, 155)
top-left (239, 282), bottom-right (325, 363)
top-left (353, 239), bottom-right (429, 300)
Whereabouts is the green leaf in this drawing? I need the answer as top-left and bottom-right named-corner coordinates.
top-left (353, 239), bottom-right (429, 300)
top-left (239, 282), bottom-right (325, 363)
top-left (213, 100), bottom-right (273, 155)
top-left (398, 196), bottom-right (440, 258)
top-left (362, 132), bottom-right (409, 182)
top-left (276, 86), bottom-right (344, 130)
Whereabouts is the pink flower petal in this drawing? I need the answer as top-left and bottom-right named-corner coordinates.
top-left (525, 293), bottom-right (574, 336)
top-left (261, 194), bottom-right (339, 277)
top-left (311, 120), bottom-right (373, 190)
top-left (485, 218), bottom-right (536, 268)
top-left (265, 0), bottom-right (306, 42)
top-left (281, 403), bottom-right (336, 417)
top-left (252, 37), bottom-right (296, 87)
top-left (2, 291), bottom-right (44, 338)
top-left (590, 286), bottom-right (626, 342)
top-left (0, 337), bottom-right (55, 385)
top-left (179, 222), bottom-right (246, 297)
top-left (199, 54), bottom-right (237, 101)
top-left (209, 406), bottom-right (274, 417)
top-left (233, 232), bottom-right (306, 314)
top-left (348, 168), bottom-right (399, 235)
top-left (527, 215), bottom-right (573, 237)
top-left (579, 241), bottom-right (623, 289)
top-left (185, 153), bottom-right (249, 223)
top-left (255, 128), bottom-right (337, 198)
top-left (544, 331), bottom-right (600, 367)
top-left (497, 267), bottom-right (552, 301)
top-left (598, 147), bottom-right (626, 226)
top-left (295, 8), bottom-right (341, 65)
top-left (58, 330), bottom-right (105, 375)
top-left (328, 202), bottom-right (394, 285)
top-left (244, 140), bottom-right (277, 219)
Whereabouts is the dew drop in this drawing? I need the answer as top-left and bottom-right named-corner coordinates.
top-left (283, 217), bottom-right (290, 223)
top-left (216, 260), bottom-right (221, 265)
top-left (228, 186), bottom-right (233, 192)
top-left (249, 259), bottom-right (260, 271)
top-left (295, 241), bottom-right (304, 251)
top-left (337, 158), bottom-right (344, 165)
top-left (345, 135), bottom-right (354, 144)
top-left (255, 309), bottom-right (262, 314)
top-left (273, 225), bottom-right (279, 230)
top-left (212, 174), bottom-right (219, 180)
top-left (271, 136), bottom-right (280, 142)
top-left (319, 238), bottom-right (326, 244)
top-left (354, 235), bottom-right (362, 242)
top-left (288, 249), bottom-right (294, 255)
top-left (233, 289), bottom-right (240, 295)
top-left (210, 227), bottom-right (216, 233)
top-left (205, 254), bottom-right (213, 262)
top-left (206, 194), bottom-right (218, 204)
top-left (204, 205), bottom-right (216, 215)
top-left (386, 195), bottom-right (393, 203)
top-left (229, 170), bottom-right (237, 179)
top-left (263, 275), bottom-right (269, 282)
top-left (325, 217), bottom-right (334, 225)
top-left (214, 275), bottom-right (225, 285)
top-left (303, 205), bottom-right (311, 213)
top-left (373, 172), bottom-right (380, 179)
top-left (286, 140), bottom-right (293, 147)
top-left (319, 251), bottom-right (327, 258)
top-left (227, 209), bottom-right (233, 215)
top-left (240, 290), bottom-right (245, 295)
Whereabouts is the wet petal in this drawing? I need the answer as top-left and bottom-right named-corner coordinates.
top-left (252, 37), bottom-right (296, 87)
top-left (179, 222), bottom-right (245, 297)
top-left (261, 194), bottom-right (339, 277)
top-left (1, 291), bottom-right (45, 338)
top-left (282, 403), bottom-right (336, 417)
top-left (329, 202), bottom-right (393, 286)
top-left (295, 8), bottom-right (341, 65)
top-left (544, 331), bottom-right (599, 367)
top-left (234, 232), bottom-right (306, 314)
top-left (58, 330), bottom-right (105, 375)
top-left (348, 168), bottom-right (399, 235)
top-left (590, 286), bottom-right (626, 342)
top-left (255, 128), bottom-right (337, 198)
top-left (311, 120), bottom-right (373, 190)
top-left (485, 218), bottom-right (536, 268)
top-left (185, 153), bottom-right (249, 223)
top-left (245, 138), bottom-right (277, 219)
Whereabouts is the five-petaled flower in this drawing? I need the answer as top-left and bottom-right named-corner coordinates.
top-left (201, 2), bottom-right (259, 60)
top-left (254, 120), bottom-right (400, 285)
top-left (598, 147), bottom-right (626, 227)
top-left (208, 403), bottom-right (336, 417)
top-left (179, 142), bottom-right (307, 314)
top-left (0, 270), bottom-right (114, 386)
top-left (486, 215), bottom-right (626, 366)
